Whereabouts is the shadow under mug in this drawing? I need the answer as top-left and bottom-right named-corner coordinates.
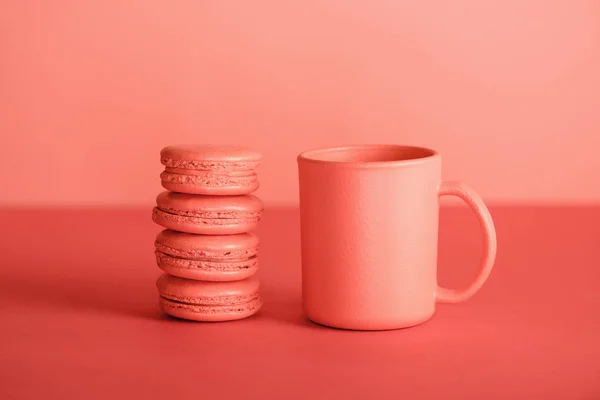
top-left (297, 144), bottom-right (497, 330)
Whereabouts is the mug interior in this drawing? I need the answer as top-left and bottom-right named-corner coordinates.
top-left (298, 145), bottom-right (437, 165)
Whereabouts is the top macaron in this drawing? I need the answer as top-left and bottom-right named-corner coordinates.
top-left (160, 145), bottom-right (262, 195)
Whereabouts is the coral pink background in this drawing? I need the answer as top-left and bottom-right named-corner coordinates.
top-left (2, 3), bottom-right (600, 398)
top-left (1, 0), bottom-right (599, 206)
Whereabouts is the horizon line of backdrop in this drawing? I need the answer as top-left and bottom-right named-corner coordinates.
top-left (1, 1), bottom-right (599, 207)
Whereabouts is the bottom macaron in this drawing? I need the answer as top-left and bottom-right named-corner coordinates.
top-left (156, 273), bottom-right (262, 322)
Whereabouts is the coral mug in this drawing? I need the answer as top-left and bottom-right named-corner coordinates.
top-left (297, 145), bottom-right (497, 330)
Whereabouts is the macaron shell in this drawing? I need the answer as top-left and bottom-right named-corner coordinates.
top-left (152, 192), bottom-right (263, 234)
top-left (156, 273), bottom-right (260, 301)
top-left (160, 145), bottom-right (262, 168)
top-left (156, 256), bottom-right (258, 281)
top-left (156, 192), bottom-right (264, 214)
top-left (155, 231), bottom-right (259, 281)
top-left (160, 145), bottom-right (261, 194)
top-left (156, 274), bottom-right (262, 322)
top-left (160, 170), bottom-right (259, 196)
top-left (152, 208), bottom-right (259, 235)
top-left (159, 295), bottom-right (262, 322)
top-left (156, 230), bottom-right (259, 254)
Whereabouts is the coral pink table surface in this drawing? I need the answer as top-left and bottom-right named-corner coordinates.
top-left (1, 207), bottom-right (599, 399)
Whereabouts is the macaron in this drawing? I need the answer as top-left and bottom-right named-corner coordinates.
top-left (152, 191), bottom-right (263, 235)
top-left (160, 144), bottom-right (262, 195)
top-left (156, 273), bottom-right (262, 322)
top-left (155, 229), bottom-right (259, 281)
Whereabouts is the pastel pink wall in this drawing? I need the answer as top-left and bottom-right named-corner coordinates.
top-left (1, 1), bottom-right (599, 206)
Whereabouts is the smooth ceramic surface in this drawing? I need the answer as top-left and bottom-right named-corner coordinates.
top-left (298, 145), bottom-right (497, 330)
top-left (152, 191), bottom-right (263, 235)
top-left (155, 229), bottom-right (259, 281)
top-left (160, 144), bottom-right (261, 195)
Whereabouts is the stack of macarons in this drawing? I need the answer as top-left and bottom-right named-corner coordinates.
top-left (152, 145), bottom-right (264, 322)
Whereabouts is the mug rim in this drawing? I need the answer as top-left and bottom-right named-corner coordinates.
top-left (297, 144), bottom-right (440, 168)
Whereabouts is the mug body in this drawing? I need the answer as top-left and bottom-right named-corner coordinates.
top-left (298, 145), bottom-right (442, 330)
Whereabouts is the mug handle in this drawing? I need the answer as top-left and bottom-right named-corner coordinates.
top-left (436, 181), bottom-right (497, 303)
